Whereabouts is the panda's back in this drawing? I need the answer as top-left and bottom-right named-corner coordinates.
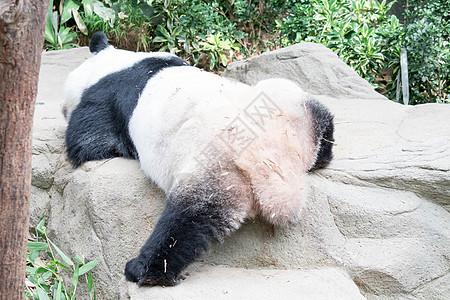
top-left (129, 67), bottom-right (317, 200)
top-left (129, 66), bottom-right (254, 190)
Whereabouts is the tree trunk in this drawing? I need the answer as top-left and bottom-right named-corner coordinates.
top-left (0, 1), bottom-right (48, 298)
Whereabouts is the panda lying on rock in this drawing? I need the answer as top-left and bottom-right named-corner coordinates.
top-left (62, 31), bottom-right (334, 287)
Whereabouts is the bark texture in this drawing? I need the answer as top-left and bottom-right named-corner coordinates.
top-left (0, 1), bottom-right (48, 298)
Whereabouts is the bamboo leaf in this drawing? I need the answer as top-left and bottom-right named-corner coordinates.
top-left (36, 286), bottom-right (51, 300)
top-left (87, 271), bottom-right (93, 292)
top-left (73, 255), bottom-right (84, 265)
top-left (79, 259), bottom-right (101, 275)
top-left (54, 280), bottom-right (63, 300)
top-left (28, 242), bottom-right (49, 251)
top-left (49, 241), bottom-right (74, 266)
top-left (72, 264), bottom-right (80, 288)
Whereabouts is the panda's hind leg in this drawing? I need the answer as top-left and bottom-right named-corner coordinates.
top-left (124, 170), bottom-right (251, 286)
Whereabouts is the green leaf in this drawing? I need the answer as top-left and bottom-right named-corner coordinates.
top-left (59, 26), bottom-right (76, 44)
top-left (172, 26), bottom-right (182, 37)
top-left (209, 55), bottom-right (215, 70)
top-left (36, 267), bottom-right (50, 274)
top-left (183, 39), bottom-right (190, 54)
top-left (61, 0), bottom-right (80, 24)
top-left (44, 0), bottom-right (57, 46)
top-left (49, 241), bottom-right (74, 266)
top-left (47, 260), bottom-right (71, 270)
top-left (36, 216), bottom-right (47, 237)
top-left (82, 0), bottom-right (94, 16)
top-left (219, 52), bottom-right (228, 66)
top-left (153, 36), bottom-right (168, 43)
top-left (73, 255), bottom-right (84, 265)
top-left (54, 281), bottom-right (63, 300)
top-left (36, 286), bottom-right (51, 300)
top-left (79, 259), bottom-right (101, 275)
top-left (29, 249), bottom-right (41, 263)
top-left (28, 242), bottom-right (49, 251)
top-left (87, 271), bottom-right (93, 292)
top-left (167, 18), bottom-right (174, 32)
top-left (72, 264), bottom-right (80, 288)
top-left (93, 0), bottom-right (116, 24)
top-left (72, 8), bottom-right (88, 35)
top-left (38, 271), bottom-right (53, 285)
top-left (156, 25), bottom-right (170, 39)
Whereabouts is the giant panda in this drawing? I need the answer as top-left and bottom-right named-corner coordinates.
top-left (62, 32), bottom-right (334, 287)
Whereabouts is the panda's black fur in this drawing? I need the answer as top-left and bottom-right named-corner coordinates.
top-left (63, 32), bottom-right (335, 287)
top-left (66, 33), bottom-right (189, 166)
top-left (125, 172), bottom-right (240, 286)
top-left (306, 100), bottom-right (334, 171)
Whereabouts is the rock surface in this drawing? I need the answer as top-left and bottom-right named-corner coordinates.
top-left (120, 264), bottom-right (366, 300)
top-left (223, 42), bottom-right (387, 100)
top-left (32, 44), bottom-right (450, 300)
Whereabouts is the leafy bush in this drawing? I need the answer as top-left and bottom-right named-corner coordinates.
top-left (44, 0), bottom-right (78, 50)
top-left (25, 217), bottom-right (100, 300)
top-left (44, 0), bottom-right (448, 103)
top-left (199, 33), bottom-right (240, 70)
top-left (403, 0), bottom-right (449, 104)
top-left (44, 0), bottom-right (116, 50)
top-left (149, 0), bottom-right (243, 65)
top-left (278, 0), bottom-right (401, 90)
top-left (278, 0), bottom-right (449, 104)
top-left (83, 0), bottom-right (155, 51)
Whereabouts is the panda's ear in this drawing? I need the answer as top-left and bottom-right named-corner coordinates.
top-left (89, 31), bottom-right (109, 54)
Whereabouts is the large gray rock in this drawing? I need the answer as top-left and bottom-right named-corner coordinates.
top-left (32, 45), bottom-right (450, 300)
top-left (223, 42), bottom-right (387, 100)
top-left (31, 47), bottom-right (92, 226)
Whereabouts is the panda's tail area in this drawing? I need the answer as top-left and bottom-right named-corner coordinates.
top-left (305, 99), bottom-right (335, 172)
top-left (124, 169), bottom-right (252, 286)
top-left (89, 31), bottom-right (109, 54)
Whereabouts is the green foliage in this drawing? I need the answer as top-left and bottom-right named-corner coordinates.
top-left (199, 33), bottom-right (240, 70)
top-left (83, 0), bottom-right (154, 51)
top-left (150, 0), bottom-right (188, 54)
top-left (44, 0), bottom-right (448, 103)
top-left (275, 0), bottom-right (319, 44)
top-left (44, 0), bottom-right (79, 50)
top-left (278, 0), bottom-right (449, 104)
top-left (44, 0), bottom-right (117, 50)
top-left (403, 0), bottom-right (450, 104)
top-left (25, 217), bottom-right (100, 300)
top-left (279, 0), bottom-right (401, 88)
top-left (149, 0), bottom-right (242, 64)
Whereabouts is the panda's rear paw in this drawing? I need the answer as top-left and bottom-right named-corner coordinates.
top-left (125, 257), bottom-right (144, 283)
top-left (124, 257), bottom-right (179, 287)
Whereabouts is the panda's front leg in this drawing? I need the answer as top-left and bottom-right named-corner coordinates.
top-left (125, 180), bottom-right (248, 286)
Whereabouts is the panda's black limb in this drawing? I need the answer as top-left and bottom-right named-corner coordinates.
top-left (125, 178), bottom-right (240, 286)
top-left (65, 56), bottom-right (189, 166)
top-left (305, 99), bottom-right (335, 172)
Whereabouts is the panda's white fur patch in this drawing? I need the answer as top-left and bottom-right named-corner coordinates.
top-left (62, 46), bottom-right (175, 121)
